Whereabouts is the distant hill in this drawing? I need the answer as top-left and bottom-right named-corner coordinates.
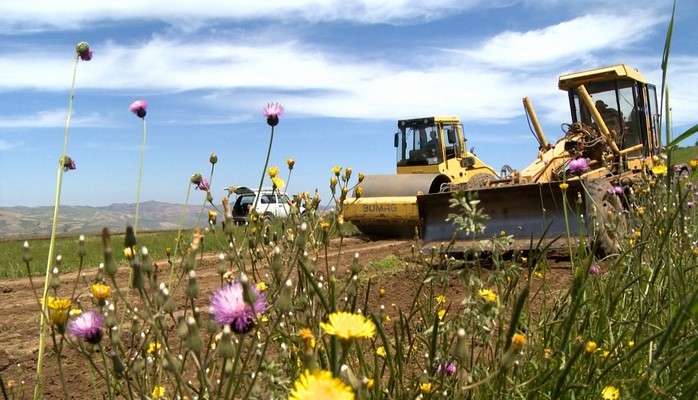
top-left (0, 201), bottom-right (212, 240)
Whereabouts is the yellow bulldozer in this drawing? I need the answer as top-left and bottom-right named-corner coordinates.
top-left (343, 116), bottom-right (499, 237)
top-left (417, 64), bottom-right (662, 254)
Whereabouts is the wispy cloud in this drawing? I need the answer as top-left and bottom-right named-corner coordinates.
top-left (0, 110), bottom-right (108, 128)
top-left (0, 139), bottom-right (22, 150)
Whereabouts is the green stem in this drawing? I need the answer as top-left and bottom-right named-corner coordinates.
top-left (134, 118), bottom-right (148, 234)
top-left (170, 181), bottom-right (193, 289)
top-left (253, 126), bottom-right (275, 210)
top-left (34, 53), bottom-right (79, 400)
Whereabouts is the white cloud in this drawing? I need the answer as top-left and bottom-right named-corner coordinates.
top-left (0, 110), bottom-right (107, 128)
top-left (0, 139), bottom-right (22, 150)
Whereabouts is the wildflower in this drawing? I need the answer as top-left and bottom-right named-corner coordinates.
top-left (477, 288), bottom-right (498, 303)
top-left (320, 311), bottom-right (376, 341)
top-left (289, 369), bottom-right (354, 400)
top-left (152, 386), bottom-right (166, 399)
top-left (147, 342), bottom-right (161, 354)
top-left (68, 310), bottom-right (104, 344)
top-left (287, 158), bottom-right (295, 170)
top-left (366, 378), bottom-right (375, 389)
top-left (379, 288), bottom-right (386, 297)
top-left (209, 281), bottom-right (266, 334)
top-left (129, 99), bottom-right (148, 118)
top-left (437, 309), bottom-right (446, 321)
top-left (195, 177), bottom-right (210, 191)
top-left (332, 166), bottom-right (342, 176)
top-left (256, 281), bottom-right (268, 292)
top-left (436, 361), bottom-right (457, 376)
top-left (376, 346), bottom-right (387, 358)
top-left (90, 282), bottom-right (111, 301)
top-left (601, 385), bottom-right (620, 400)
top-left (589, 264), bottom-right (601, 275)
top-left (123, 247), bottom-right (134, 260)
top-left (358, 172), bottom-right (365, 183)
top-left (636, 206), bottom-right (645, 215)
top-left (512, 333), bottom-right (526, 351)
top-left (436, 294), bottom-right (446, 304)
top-left (420, 382), bottom-right (432, 394)
top-left (627, 340), bottom-right (634, 348)
top-left (652, 165), bottom-right (668, 176)
top-left (190, 173), bottom-right (203, 186)
top-left (272, 176), bottom-right (286, 189)
top-left (568, 158), bottom-right (590, 174)
top-left (299, 328), bottom-right (316, 350)
top-left (559, 182), bottom-right (569, 191)
top-left (69, 308), bottom-right (82, 317)
top-left (688, 201), bottom-right (696, 209)
top-left (46, 297), bottom-right (72, 328)
top-left (263, 102), bottom-right (284, 127)
top-left (585, 341), bottom-right (597, 354)
top-left (208, 210), bottom-right (218, 225)
top-left (607, 185), bottom-right (623, 196)
top-left (268, 166), bottom-right (280, 178)
top-left (75, 41), bottom-right (92, 61)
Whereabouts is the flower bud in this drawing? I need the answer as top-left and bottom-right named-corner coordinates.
top-left (185, 316), bottom-right (203, 352)
top-left (124, 225), bottom-right (137, 248)
top-left (275, 279), bottom-right (293, 313)
top-left (22, 241), bottom-right (33, 263)
top-left (77, 235), bottom-right (87, 258)
top-left (217, 325), bottom-right (235, 359)
top-left (185, 270), bottom-right (199, 299)
top-left (209, 152), bottom-right (218, 164)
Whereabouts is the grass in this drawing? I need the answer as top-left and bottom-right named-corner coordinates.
top-left (671, 146), bottom-right (698, 165)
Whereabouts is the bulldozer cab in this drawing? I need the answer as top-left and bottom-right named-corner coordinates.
top-left (560, 65), bottom-right (661, 162)
top-left (395, 116), bottom-right (464, 170)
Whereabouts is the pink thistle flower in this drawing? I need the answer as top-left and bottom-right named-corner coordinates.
top-left (209, 281), bottom-right (266, 334)
top-left (129, 99), bottom-right (148, 118)
top-left (195, 177), bottom-right (210, 191)
top-left (589, 264), bottom-right (601, 275)
top-left (68, 310), bottom-right (104, 344)
top-left (687, 201), bottom-right (695, 209)
top-left (568, 158), bottom-right (589, 175)
top-left (61, 156), bottom-right (76, 172)
top-left (75, 41), bottom-right (93, 61)
top-left (607, 185), bottom-right (623, 196)
top-left (436, 361), bottom-right (457, 376)
top-left (263, 102), bottom-right (284, 127)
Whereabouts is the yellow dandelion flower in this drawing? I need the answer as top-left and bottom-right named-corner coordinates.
top-left (208, 210), bottom-right (218, 224)
top-left (627, 340), bottom-right (634, 348)
top-left (690, 159), bottom-right (698, 169)
top-left (320, 220), bottom-right (330, 231)
top-left (520, 256), bottom-right (528, 264)
top-left (376, 346), bottom-right (387, 358)
top-left (512, 333), bottom-right (526, 351)
top-left (477, 288), bottom-right (498, 303)
top-left (332, 166), bottom-right (343, 176)
top-left (379, 288), bottom-right (386, 297)
top-left (636, 206), bottom-right (645, 215)
top-left (634, 231), bottom-right (641, 239)
top-left (69, 308), bottom-right (82, 317)
top-left (148, 342), bottom-right (162, 354)
top-left (320, 312), bottom-right (376, 341)
top-left (601, 385), bottom-right (620, 400)
top-left (585, 341), bottom-right (597, 354)
top-left (366, 378), bottom-right (374, 389)
top-left (602, 350), bottom-right (611, 358)
top-left (123, 247), bottom-right (134, 260)
top-left (152, 386), bottom-right (165, 399)
top-left (256, 281), bottom-right (268, 292)
top-left (652, 165), bottom-right (668, 176)
top-left (272, 176), bottom-right (286, 189)
top-left (268, 166), bottom-right (280, 178)
top-left (559, 182), bottom-right (569, 191)
top-left (437, 309), bottom-right (446, 321)
top-left (289, 369), bottom-right (355, 400)
top-left (435, 294), bottom-right (446, 305)
top-left (420, 382), bottom-right (432, 394)
top-left (385, 314), bottom-right (391, 322)
top-left (299, 328), bottom-right (316, 350)
top-left (46, 297), bottom-right (72, 327)
top-left (90, 282), bottom-right (111, 301)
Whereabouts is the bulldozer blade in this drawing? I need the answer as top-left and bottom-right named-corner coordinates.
top-left (417, 180), bottom-right (587, 253)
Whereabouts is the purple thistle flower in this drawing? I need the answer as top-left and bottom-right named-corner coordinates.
top-left (129, 99), bottom-right (148, 118)
top-left (68, 310), bottom-right (104, 344)
top-left (75, 41), bottom-right (93, 61)
top-left (61, 155), bottom-right (76, 172)
top-left (688, 201), bottom-right (695, 209)
top-left (568, 158), bottom-right (590, 175)
top-left (607, 185), bottom-right (623, 196)
top-left (436, 361), bottom-right (457, 376)
top-left (195, 177), bottom-right (210, 191)
top-left (79, 49), bottom-right (93, 61)
top-left (209, 281), bottom-right (266, 334)
top-left (263, 102), bottom-right (284, 127)
top-left (589, 264), bottom-right (601, 275)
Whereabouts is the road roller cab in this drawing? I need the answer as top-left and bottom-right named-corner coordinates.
top-left (343, 116), bottom-right (498, 238)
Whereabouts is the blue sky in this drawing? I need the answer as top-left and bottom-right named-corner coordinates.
top-left (1, 0), bottom-right (697, 207)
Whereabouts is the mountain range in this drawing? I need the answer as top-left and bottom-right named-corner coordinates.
top-left (0, 201), bottom-right (210, 240)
